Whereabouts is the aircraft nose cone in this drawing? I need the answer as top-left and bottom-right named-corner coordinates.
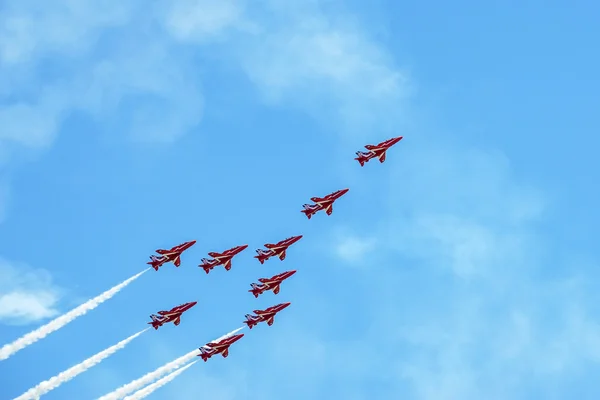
top-left (189, 301), bottom-right (198, 307)
top-left (240, 244), bottom-right (249, 250)
top-left (289, 270), bottom-right (297, 275)
top-left (283, 302), bottom-right (291, 308)
top-left (189, 240), bottom-right (197, 245)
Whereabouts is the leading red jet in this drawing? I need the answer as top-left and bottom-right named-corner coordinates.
top-left (254, 235), bottom-right (302, 264)
top-left (249, 270), bottom-right (297, 298)
top-left (354, 136), bottom-right (403, 166)
top-left (301, 188), bottom-right (349, 219)
top-left (148, 301), bottom-right (197, 330)
top-left (197, 334), bottom-right (244, 362)
top-left (147, 240), bottom-right (196, 271)
top-left (198, 244), bottom-right (248, 274)
top-left (243, 302), bottom-right (291, 329)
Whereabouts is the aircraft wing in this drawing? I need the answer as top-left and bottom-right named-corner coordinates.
top-left (254, 309), bottom-right (274, 316)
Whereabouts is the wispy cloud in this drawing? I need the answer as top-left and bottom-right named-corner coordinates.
top-left (332, 229), bottom-right (377, 265)
top-left (365, 139), bottom-right (600, 399)
top-left (0, 0), bottom-right (206, 154)
top-left (161, 0), bottom-right (249, 41)
top-left (162, 0), bottom-right (411, 136)
top-left (0, 259), bottom-right (62, 325)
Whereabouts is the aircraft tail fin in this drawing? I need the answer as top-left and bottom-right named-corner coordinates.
top-left (244, 314), bottom-right (259, 329)
top-left (301, 205), bottom-right (316, 219)
top-left (254, 250), bottom-right (268, 264)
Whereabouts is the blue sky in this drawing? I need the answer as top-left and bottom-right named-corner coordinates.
top-left (1, 0), bottom-right (599, 399)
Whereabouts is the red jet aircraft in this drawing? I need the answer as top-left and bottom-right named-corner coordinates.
top-left (254, 235), bottom-right (303, 264)
top-left (301, 188), bottom-right (349, 219)
top-left (147, 240), bottom-right (196, 271)
top-left (249, 270), bottom-right (297, 298)
top-left (355, 136), bottom-right (403, 166)
top-left (148, 301), bottom-right (197, 330)
top-left (243, 302), bottom-right (291, 329)
top-left (199, 244), bottom-right (248, 274)
top-left (197, 334), bottom-right (244, 362)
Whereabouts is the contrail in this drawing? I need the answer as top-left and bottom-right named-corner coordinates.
top-left (14, 328), bottom-right (149, 400)
top-left (0, 269), bottom-right (149, 361)
top-left (98, 326), bottom-right (244, 400)
top-left (124, 360), bottom-right (198, 400)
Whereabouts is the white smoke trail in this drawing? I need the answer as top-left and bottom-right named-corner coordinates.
top-left (98, 326), bottom-right (244, 400)
top-left (0, 269), bottom-right (149, 361)
top-left (14, 328), bottom-right (149, 400)
top-left (124, 360), bottom-right (198, 400)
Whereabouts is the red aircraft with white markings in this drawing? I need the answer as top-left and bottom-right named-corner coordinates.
top-left (199, 244), bottom-right (248, 274)
top-left (197, 334), bottom-right (244, 362)
top-left (254, 235), bottom-right (302, 264)
top-left (147, 240), bottom-right (196, 271)
top-left (355, 136), bottom-right (403, 166)
top-left (148, 301), bottom-right (197, 330)
top-left (249, 270), bottom-right (296, 298)
top-left (301, 188), bottom-right (349, 219)
top-left (243, 302), bottom-right (291, 329)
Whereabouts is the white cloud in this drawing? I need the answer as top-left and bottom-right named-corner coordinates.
top-left (0, 1), bottom-right (132, 65)
top-left (0, 0), bottom-right (210, 220)
top-left (0, 259), bottom-right (62, 325)
top-left (0, 0), bottom-right (207, 152)
top-left (162, 0), bottom-right (411, 137)
top-left (370, 141), bottom-right (600, 399)
top-left (333, 231), bottom-right (376, 264)
top-left (162, 0), bottom-right (249, 42)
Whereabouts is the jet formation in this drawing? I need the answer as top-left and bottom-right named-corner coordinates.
top-left (142, 136), bottom-right (402, 365)
top-left (2, 135), bottom-right (404, 397)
